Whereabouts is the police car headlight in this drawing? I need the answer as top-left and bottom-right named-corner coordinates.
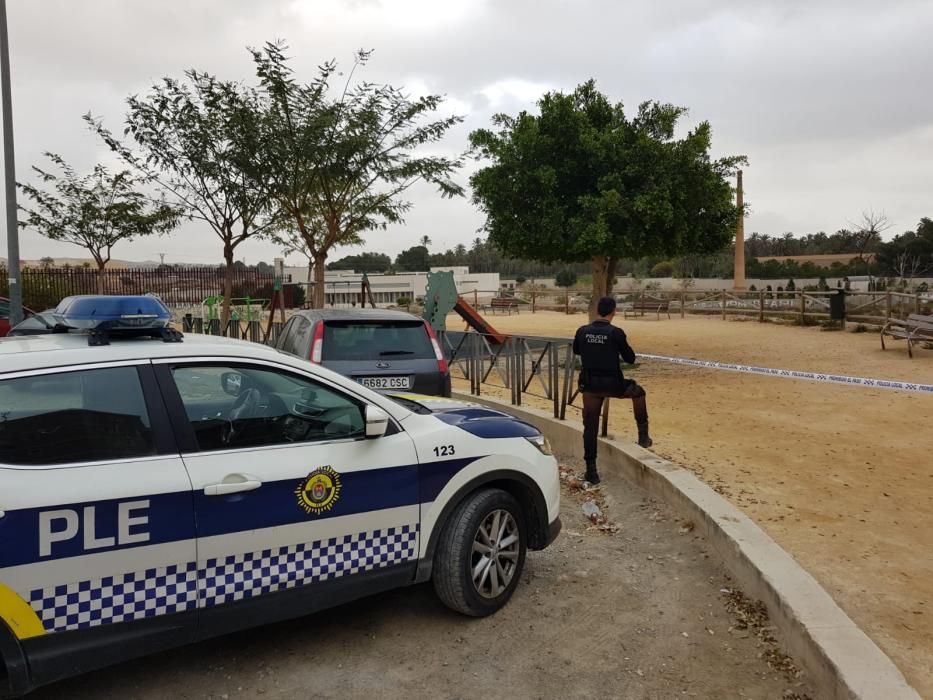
top-left (525, 434), bottom-right (552, 455)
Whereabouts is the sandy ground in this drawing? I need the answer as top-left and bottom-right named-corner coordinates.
top-left (451, 311), bottom-right (933, 698)
top-left (32, 467), bottom-right (811, 700)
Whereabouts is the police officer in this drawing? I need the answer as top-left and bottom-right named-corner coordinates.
top-left (572, 296), bottom-right (652, 484)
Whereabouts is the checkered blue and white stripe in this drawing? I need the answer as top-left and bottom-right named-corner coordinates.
top-left (28, 525), bottom-right (418, 634)
top-left (29, 562), bottom-right (199, 633)
top-left (200, 525), bottom-right (418, 606)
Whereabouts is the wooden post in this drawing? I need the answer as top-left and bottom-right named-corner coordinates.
top-left (759, 289), bottom-right (765, 323)
top-left (473, 289), bottom-right (478, 307)
top-left (680, 290), bottom-right (685, 319)
top-left (799, 291), bottom-right (805, 325)
top-left (531, 288), bottom-right (536, 313)
top-left (565, 289), bottom-right (569, 315)
top-left (885, 290), bottom-right (892, 321)
top-left (721, 289), bottom-right (727, 320)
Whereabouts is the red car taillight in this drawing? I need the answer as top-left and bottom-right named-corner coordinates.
top-left (309, 322), bottom-right (325, 363)
top-left (424, 322), bottom-right (448, 373)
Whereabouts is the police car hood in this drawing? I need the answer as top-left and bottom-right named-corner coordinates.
top-left (385, 392), bottom-right (541, 438)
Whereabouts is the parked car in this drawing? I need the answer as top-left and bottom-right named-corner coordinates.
top-left (274, 309), bottom-right (451, 396)
top-left (6, 310), bottom-right (60, 336)
top-left (0, 297), bottom-right (33, 338)
top-left (0, 295), bottom-right (560, 697)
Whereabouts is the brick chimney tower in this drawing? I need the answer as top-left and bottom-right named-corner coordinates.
top-left (733, 169), bottom-right (746, 291)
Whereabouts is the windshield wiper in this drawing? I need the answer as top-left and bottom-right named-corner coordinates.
top-left (379, 350), bottom-right (415, 356)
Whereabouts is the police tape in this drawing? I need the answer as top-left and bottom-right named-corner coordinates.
top-left (637, 353), bottom-right (933, 395)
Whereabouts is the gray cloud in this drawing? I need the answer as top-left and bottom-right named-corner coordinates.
top-left (4, 0), bottom-right (932, 267)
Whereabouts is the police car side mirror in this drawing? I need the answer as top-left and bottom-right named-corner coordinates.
top-left (365, 405), bottom-right (389, 439)
top-left (221, 371), bottom-right (244, 397)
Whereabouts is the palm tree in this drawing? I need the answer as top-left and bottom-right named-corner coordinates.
top-left (419, 235), bottom-right (432, 249)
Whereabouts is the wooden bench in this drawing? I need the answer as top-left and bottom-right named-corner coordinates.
top-left (623, 298), bottom-right (671, 320)
top-left (880, 313), bottom-right (933, 358)
top-left (488, 297), bottom-right (520, 315)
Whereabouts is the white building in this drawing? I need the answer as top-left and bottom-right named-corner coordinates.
top-left (282, 265), bottom-right (501, 307)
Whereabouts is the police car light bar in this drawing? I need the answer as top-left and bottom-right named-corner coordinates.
top-left (51, 295), bottom-right (182, 346)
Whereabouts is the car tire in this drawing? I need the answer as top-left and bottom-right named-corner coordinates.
top-left (432, 488), bottom-right (527, 617)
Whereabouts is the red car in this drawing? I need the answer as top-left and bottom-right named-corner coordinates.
top-left (0, 297), bottom-right (33, 337)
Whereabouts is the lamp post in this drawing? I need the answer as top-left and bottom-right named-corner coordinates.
top-left (733, 169), bottom-right (746, 291)
top-left (0, 0), bottom-right (22, 324)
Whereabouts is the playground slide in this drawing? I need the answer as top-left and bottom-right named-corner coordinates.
top-left (453, 296), bottom-right (507, 344)
top-left (422, 270), bottom-right (506, 344)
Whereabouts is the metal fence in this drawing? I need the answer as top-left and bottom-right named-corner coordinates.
top-left (0, 266), bottom-right (275, 311)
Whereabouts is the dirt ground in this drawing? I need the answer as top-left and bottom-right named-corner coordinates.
top-left (455, 311), bottom-right (933, 698)
top-left (33, 465), bottom-right (811, 700)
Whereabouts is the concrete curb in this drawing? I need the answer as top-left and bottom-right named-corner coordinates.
top-left (454, 392), bottom-right (920, 700)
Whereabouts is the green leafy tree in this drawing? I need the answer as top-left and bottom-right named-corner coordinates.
top-left (248, 43), bottom-right (463, 308)
top-left (875, 217), bottom-right (932, 278)
top-left (395, 245), bottom-right (430, 271)
top-left (649, 260), bottom-right (675, 277)
top-left (327, 252), bottom-right (393, 273)
top-left (18, 153), bottom-right (178, 293)
top-left (87, 70), bottom-right (274, 325)
top-left (555, 268), bottom-right (578, 288)
top-left (470, 80), bottom-right (744, 317)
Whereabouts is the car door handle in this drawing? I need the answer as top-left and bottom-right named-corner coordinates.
top-left (204, 474), bottom-right (263, 496)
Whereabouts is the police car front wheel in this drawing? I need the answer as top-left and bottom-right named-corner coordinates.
top-left (432, 488), bottom-right (527, 617)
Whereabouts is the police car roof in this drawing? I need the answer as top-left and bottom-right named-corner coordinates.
top-left (0, 331), bottom-right (290, 375)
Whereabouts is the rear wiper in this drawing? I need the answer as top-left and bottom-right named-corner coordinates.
top-left (379, 350), bottom-right (415, 356)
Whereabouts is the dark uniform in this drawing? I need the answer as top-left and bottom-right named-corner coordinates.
top-left (573, 318), bottom-right (651, 482)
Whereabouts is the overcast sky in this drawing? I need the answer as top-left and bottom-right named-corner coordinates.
top-left (2, 0), bottom-right (932, 267)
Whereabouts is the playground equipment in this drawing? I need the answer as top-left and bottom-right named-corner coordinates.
top-left (422, 270), bottom-right (506, 344)
top-left (201, 295), bottom-right (269, 322)
top-left (265, 258), bottom-right (288, 338)
top-left (360, 273), bottom-right (376, 308)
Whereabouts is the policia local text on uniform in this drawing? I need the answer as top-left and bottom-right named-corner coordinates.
top-left (572, 296), bottom-right (652, 485)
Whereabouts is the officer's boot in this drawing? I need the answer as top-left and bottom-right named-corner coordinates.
top-left (637, 421), bottom-right (653, 448)
top-left (583, 460), bottom-right (600, 485)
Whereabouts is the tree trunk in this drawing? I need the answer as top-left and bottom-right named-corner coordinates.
top-left (313, 252), bottom-right (327, 309)
top-left (588, 255), bottom-right (618, 319)
top-left (96, 261), bottom-right (107, 294)
top-left (306, 258), bottom-right (315, 308)
top-left (222, 244), bottom-right (234, 330)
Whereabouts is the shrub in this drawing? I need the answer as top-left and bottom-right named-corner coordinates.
top-left (397, 296), bottom-right (411, 306)
top-left (786, 278), bottom-right (796, 291)
top-left (555, 268), bottom-right (578, 288)
top-left (649, 260), bottom-right (675, 278)
top-left (291, 284), bottom-right (306, 308)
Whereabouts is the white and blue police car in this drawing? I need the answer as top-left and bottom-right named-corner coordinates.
top-left (0, 296), bottom-right (561, 697)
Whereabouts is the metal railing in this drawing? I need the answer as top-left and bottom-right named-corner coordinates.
top-left (439, 330), bottom-right (607, 430)
top-left (176, 317), bottom-right (608, 435)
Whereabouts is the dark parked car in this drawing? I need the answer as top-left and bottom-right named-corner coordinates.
top-left (273, 309), bottom-right (451, 396)
top-left (0, 297), bottom-right (33, 338)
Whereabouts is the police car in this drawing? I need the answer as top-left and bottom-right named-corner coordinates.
top-left (0, 296), bottom-right (561, 697)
